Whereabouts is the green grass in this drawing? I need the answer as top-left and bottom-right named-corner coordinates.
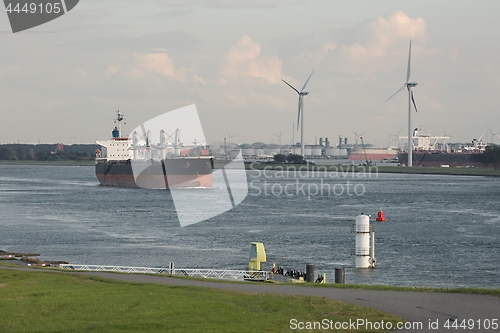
top-left (3, 262), bottom-right (497, 296)
top-left (0, 269), bottom-right (402, 333)
top-left (138, 272), bottom-right (500, 296)
top-left (289, 282), bottom-right (500, 296)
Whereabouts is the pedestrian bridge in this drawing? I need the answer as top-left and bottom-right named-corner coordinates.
top-left (59, 264), bottom-right (268, 281)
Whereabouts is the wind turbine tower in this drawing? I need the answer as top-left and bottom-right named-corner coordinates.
top-left (282, 70), bottom-right (314, 156)
top-left (386, 40), bottom-right (418, 167)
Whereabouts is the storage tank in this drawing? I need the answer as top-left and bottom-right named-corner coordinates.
top-left (251, 142), bottom-right (267, 149)
top-left (265, 144), bottom-right (281, 156)
top-left (280, 145), bottom-right (292, 155)
top-left (325, 147), bottom-right (341, 157)
top-left (311, 145), bottom-right (323, 157)
top-left (228, 149), bottom-right (240, 159)
top-left (291, 145), bottom-right (301, 155)
top-left (241, 148), bottom-right (254, 156)
top-left (240, 144), bottom-right (254, 156)
top-left (254, 148), bottom-right (265, 156)
top-left (304, 145), bottom-right (313, 156)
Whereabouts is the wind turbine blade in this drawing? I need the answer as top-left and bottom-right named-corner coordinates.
top-left (478, 130), bottom-right (486, 142)
top-left (406, 40), bottom-right (412, 83)
top-left (282, 79), bottom-right (299, 94)
top-left (487, 127), bottom-right (500, 141)
top-left (385, 84), bottom-right (406, 102)
top-left (442, 125), bottom-right (448, 137)
top-left (297, 96), bottom-right (302, 130)
top-left (300, 69), bottom-right (315, 92)
top-left (411, 89), bottom-right (418, 112)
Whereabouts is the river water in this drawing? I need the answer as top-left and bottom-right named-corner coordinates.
top-left (0, 164), bottom-right (498, 288)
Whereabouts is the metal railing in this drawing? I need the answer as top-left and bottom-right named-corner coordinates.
top-left (59, 264), bottom-right (268, 281)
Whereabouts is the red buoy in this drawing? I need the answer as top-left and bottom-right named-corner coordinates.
top-left (376, 209), bottom-right (386, 222)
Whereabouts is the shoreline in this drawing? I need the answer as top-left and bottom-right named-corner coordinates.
top-left (1, 262), bottom-right (498, 295)
top-left (0, 160), bottom-right (95, 166)
top-left (1, 159), bottom-right (499, 176)
top-left (241, 162), bottom-right (500, 177)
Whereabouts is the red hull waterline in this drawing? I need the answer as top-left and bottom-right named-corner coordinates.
top-left (96, 173), bottom-right (213, 189)
top-left (349, 153), bottom-right (398, 162)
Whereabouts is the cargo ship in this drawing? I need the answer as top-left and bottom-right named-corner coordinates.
top-left (397, 128), bottom-right (489, 167)
top-left (398, 151), bottom-right (486, 167)
top-left (95, 111), bottom-right (214, 189)
top-left (348, 148), bottom-right (398, 163)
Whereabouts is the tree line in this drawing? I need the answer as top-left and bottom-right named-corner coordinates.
top-left (0, 145), bottom-right (97, 162)
top-left (485, 145), bottom-right (500, 170)
top-left (273, 153), bottom-right (306, 164)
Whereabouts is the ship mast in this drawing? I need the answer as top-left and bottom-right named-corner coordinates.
top-left (114, 110), bottom-right (125, 138)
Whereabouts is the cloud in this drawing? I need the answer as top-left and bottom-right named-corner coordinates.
top-left (76, 68), bottom-right (88, 77)
top-left (278, 11), bottom-right (431, 76)
top-left (372, 10), bottom-right (426, 42)
top-left (342, 10), bottom-right (427, 58)
top-left (106, 64), bottom-right (122, 75)
top-left (335, 12), bottom-right (433, 77)
top-left (110, 52), bottom-right (189, 82)
top-left (133, 53), bottom-right (177, 77)
top-left (221, 35), bottom-right (282, 84)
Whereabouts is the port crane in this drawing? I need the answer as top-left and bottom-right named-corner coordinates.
top-left (359, 136), bottom-right (371, 166)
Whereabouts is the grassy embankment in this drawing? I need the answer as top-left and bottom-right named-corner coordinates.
top-left (3, 260), bottom-right (499, 296)
top-left (0, 267), bottom-right (402, 333)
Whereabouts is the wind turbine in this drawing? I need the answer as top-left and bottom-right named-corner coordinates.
top-left (487, 127), bottom-right (500, 143)
top-left (386, 40), bottom-right (418, 167)
top-left (273, 130), bottom-right (285, 146)
top-left (388, 129), bottom-right (402, 148)
top-left (226, 130), bottom-right (236, 144)
top-left (353, 131), bottom-right (366, 146)
top-left (282, 70), bottom-right (315, 156)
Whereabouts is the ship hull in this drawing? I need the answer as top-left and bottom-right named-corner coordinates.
top-left (348, 149), bottom-right (398, 162)
top-left (95, 158), bottom-right (214, 189)
top-left (398, 152), bottom-right (488, 167)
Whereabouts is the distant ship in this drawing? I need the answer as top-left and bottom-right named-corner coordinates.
top-left (397, 127), bottom-right (488, 167)
top-left (95, 111), bottom-right (213, 189)
top-left (348, 148), bottom-right (398, 163)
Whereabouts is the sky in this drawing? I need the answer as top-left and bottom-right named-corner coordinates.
top-left (1, 0), bottom-right (500, 147)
